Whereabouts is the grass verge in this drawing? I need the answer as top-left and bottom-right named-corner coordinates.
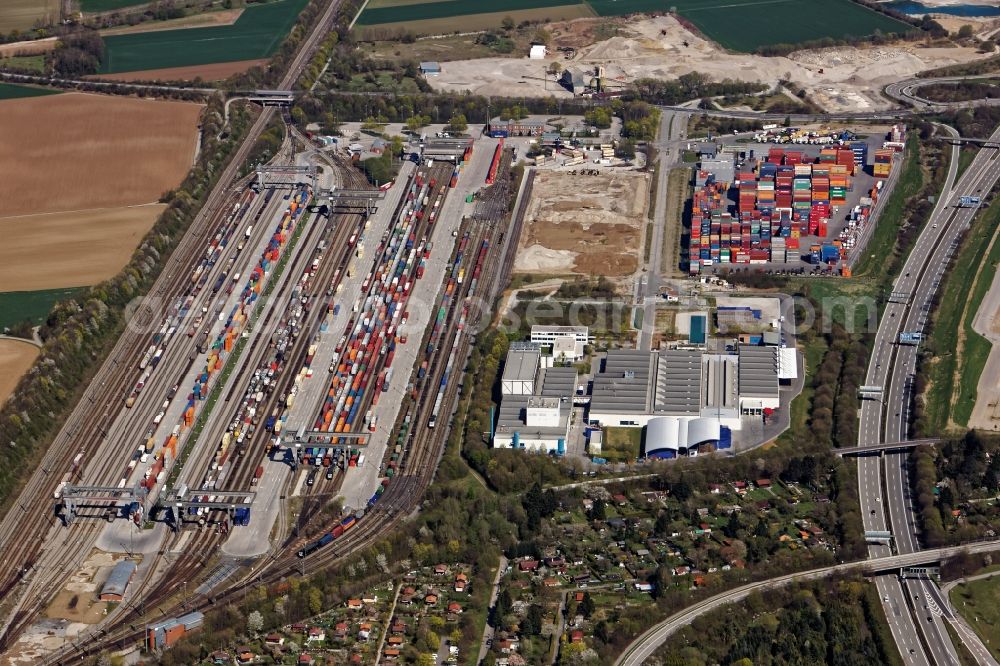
top-left (949, 575), bottom-right (1000, 662)
top-left (664, 167), bottom-right (690, 278)
top-left (602, 426), bottom-right (641, 462)
top-left (924, 192), bottom-right (1000, 431)
top-left (853, 133), bottom-right (923, 278)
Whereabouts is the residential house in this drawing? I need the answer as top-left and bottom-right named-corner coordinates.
top-left (298, 654), bottom-right (314, 665)
top-left (448, 602), bottom-right (463, 614)
top-left (388, 635), bottom-right (404, 648)
top-left (435, 564), bottom-right (449, 576)
top-left (265, 633), bottom-right (285, 647)
top-left (333, 622), bottom-right (349, 641)
top-left (425, 593), bottom-right (439, 606)
top-left (347, 598), bottom-right (363, 610)
top-left (518, 559), bottom-right (540, 572)
top-left (209, 651), bottom-right (230, 665)
top-left (384, 649), bottom-right (401, 661)
top-left (236, 647), bottom-right (254, 665)
top-left (358, 623), bottom-right (372, 642)
top-left (307, 626), bottom-right (325, 642)
top-left (570, 630), bottom-right (584, 643)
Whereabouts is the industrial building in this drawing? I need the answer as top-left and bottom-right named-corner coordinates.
top-left (530, 325), bottom-right (590, 361)
top-left (561, 67), bottom-right (590, 95)
top-left (586, 345), bottom-right (788, 455)
top-left (147, 612), bottom-right (205, 650)
top-left (494, 346), bottom-right (577, 453)
top-left (529, 44), bottom-right (547, 59)
top-left (99, 559), bottom-right (137, 602)
top-left (738, 346), bottom-right (780, 412)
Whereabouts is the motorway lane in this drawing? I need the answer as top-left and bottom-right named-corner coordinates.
top-left (854, 124), bottom-right (963, 666)
top-left (856, 123), bottom-right (1000, 665)
top-left (885, 76), bottom-right (1000, 110)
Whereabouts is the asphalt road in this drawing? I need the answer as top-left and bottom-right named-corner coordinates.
top-left (885, 76), bottom-right (1000, 111)
top-left (614, 540), bottom-right (1000, 666)
top-left (855, 121), bottom-right (1000, 665)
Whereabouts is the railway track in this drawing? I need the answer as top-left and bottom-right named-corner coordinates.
top-left (58, 147), bottom-right (521, 663)
top-left (0, 0), bottom-right (351, 655)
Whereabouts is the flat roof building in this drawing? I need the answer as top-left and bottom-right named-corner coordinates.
top-left (502, 349), bottom-right (540, 396)
top-left (100, 559), bottom-right (136, 602)
top-left (419, 61), bottom-right (441, 75)
top-left (494, 363), bottom-right (577, 453)
top-left (738, 346), bottom-right (779, 412)
top-left (531, 325), bottom-right (590, 361)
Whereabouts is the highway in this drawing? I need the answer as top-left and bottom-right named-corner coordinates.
top-left (614, 540), bottom-right (1000, 666)
top-left (854, 120), bottom-right (1000, 666)
top-left (885, 76), bottom-right (1000, 110)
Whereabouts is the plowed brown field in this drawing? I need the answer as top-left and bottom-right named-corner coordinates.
top-left (0, 205), bottom-right (166, 291)
top-left (88, 59), bottom-right (266, 83)
top-left (0, 92), bottom-right (202, 218)
top-left (0, 339), bottom-right (39, 405)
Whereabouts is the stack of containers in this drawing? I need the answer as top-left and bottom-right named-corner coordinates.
top-left (836, 148), bottom-right (855, 175)
top-left (769, 147), bottom-right (784, 164)
top-left (757, 175), bottom-right (775, 214)
top-left (874, 149), bottom-right (893, 178)
top-left (851, 141), bottom-right (868, 169)
top-left (772, 236), bottom-right (786, 263)
top-left (738, 171), bottom-right (756, 215)
top-left (793, 175), bottom-right (811, 227)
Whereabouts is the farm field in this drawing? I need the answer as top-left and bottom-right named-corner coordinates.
top-left (359, 0), bottom-right (912, 51)
top-left (359, 0), bottom-right (582, 24)
top-left (89, 59), bottom-right (266, 82)
top-left (595, 0), bottom-right (915, 51)
top-left (0, 340), bottom-right (39, 406)
top-left (0, 288), bottom-right (83, 330)
top-left (0, 83), bottom-right (60, 99)
top-left (99, 8), bottom-right (244, 35)
top-left (100, 0), bottom-right (307, 74)
top-left (0, 92), bottom-right (201, 217)
top-left (515, 171), bottom-right (648, 278)
top-left (80, 0), bottom-right (150, 11)
top-left (0, 0), bottom-right (60, 32)
top-left (0, 205), bottom-right (167, 291)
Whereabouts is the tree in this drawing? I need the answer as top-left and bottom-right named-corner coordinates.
top-left (291, 106), bottom-right (307, 126)
top-left (417, 655), bottom-right (435, 666)
top-left (307, 587), bottom-right (323, 614)
top-left (448, 113), bottom-right (468, 133)
top-left (958, 24), bottom-right (974, 39)
top-left (406, 115), bottom-right (430, 134)
top-left (588, 498), bottom-right (606, 521)
top-left (247, 610), bottom-right (263, 636)
top-left (523, 604), bottom-right (544, 635)
top-left (533, 28), bottom-right (552, 45)
top-left (548, 62), bottom-right (563, 77)
top-left (501, 16), bottom-right (515, 31)
top-left (579, 592), bottom-right (595, 618)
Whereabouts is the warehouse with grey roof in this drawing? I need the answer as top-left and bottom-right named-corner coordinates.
top-left (494, 348), bottom-right (577, 453)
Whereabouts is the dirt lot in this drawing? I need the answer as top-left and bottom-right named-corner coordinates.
top-left (426, 14), bottom-right (990, 112)
top-left (515, 171), bottom-right (648, 278)
top-left (0, 37), bottom-right (57, 57)
top-left (0, 339), bottom-right (38, 405)
top-left (89, 58), bottom-right (266, 82)
top-left (0, 205), bottom-right (166, 291)
top-left (0, 0), bottom-right (59, 33)
top-left (0, 92), bottom-right (201, 217)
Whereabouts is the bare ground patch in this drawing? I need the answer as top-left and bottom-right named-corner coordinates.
top-left (0, 92), bottom-right (201, 217)
top-left (515, 170), bottom-right (648, 278)
top-left (87, 58), bottom-right (266, 82)
top-left (0, 205), bottom-right (166, 291)
top-left (0, 339), bottom-right (39, 406)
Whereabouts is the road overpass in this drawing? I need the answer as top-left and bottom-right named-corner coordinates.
top-left (615, 540), bottom-right (1000, 666)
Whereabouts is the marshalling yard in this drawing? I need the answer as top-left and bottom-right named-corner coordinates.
top-left (0, 115), bottom-right (519, 662)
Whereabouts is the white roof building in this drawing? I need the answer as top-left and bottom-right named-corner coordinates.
top-left (529, 44), bottom-right (547, 59)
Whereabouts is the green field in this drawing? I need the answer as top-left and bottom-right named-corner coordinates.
top-left (358, 0), bottom-right (580, 24)
top-left (80, 0), bottom-right (147, 11)
top-left (0, 288), bottom-right (82, 331)
top-left (0, 83), bottom-right (60, 99)
top-left (101, 0), bottom-right (308, 74)
top-left (0, 55), bottom-right (46, 73)
top-left (950, 575), bottom-right (1000, 662)
top-left (588, 0), bottom-right (912, 51)
top-left (359, 0), bottom-right (912, 52)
